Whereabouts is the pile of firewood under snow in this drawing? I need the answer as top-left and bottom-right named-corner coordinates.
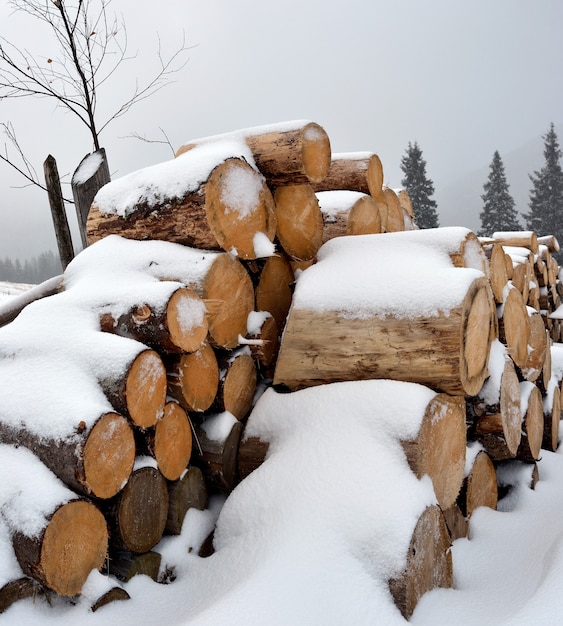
top-left (0, 119), bottom-right (562, 620)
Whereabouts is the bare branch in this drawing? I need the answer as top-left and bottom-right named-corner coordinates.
top-left (124, 127), bottom-right (176, 156)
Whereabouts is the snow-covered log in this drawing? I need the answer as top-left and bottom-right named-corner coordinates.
top-left (317, 190), bottom-right (383, 243)
top-left (274, 232), bottom-right (496, 396)
top-left (311, 151), bottom-right (384, 198)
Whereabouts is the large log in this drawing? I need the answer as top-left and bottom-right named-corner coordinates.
top-left (310, 151), bottom-right (384, 197)
top-left (100, 286), bottom-right (209, 354)
top-left (382, 187), bottom-right (405, 233)
top-left (0, 445), bottom-right (108, 597)
top-left (176, 120), bottom-right (332, 187)
top-left (87, 152), bottom-right (277, 260)
top-left (388, 505), bottom-right (453, 620)
top-left (273, 184), bottom-right (324, 261)
top-left (0, 411), bottom-right (135, 500)
top-left (274, 234), bottom-right (495, 395)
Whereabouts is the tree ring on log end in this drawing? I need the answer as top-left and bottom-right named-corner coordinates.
top-left (205, 158), bottom-right (276, 260)
top-left (461, 279), bottom-right (495, 395)
top-left (154, 403), bottom-right (192, 481)
top-left (41, 501), bottom-right (108, 596)
top-left (125, 350), bottom-right (167, 429)
top-left (167, 288), bottom-right (208, 353)
top-left (83, 412), bottom-right (136, 499)
top-left (301, 122), bottom-right (332, 183)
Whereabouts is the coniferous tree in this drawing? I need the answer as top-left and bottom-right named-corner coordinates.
top-left (524, 123), bottom-right (563, 252)
top-left (478, 151), bottom-right (521, 236)
top-left (400, 141), bottom-right (439, 229)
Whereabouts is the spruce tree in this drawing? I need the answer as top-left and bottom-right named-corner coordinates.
top-left (524, 123), bottom-right (563, 250)
top-left (478, 150), bottom-right (521, 236)
top-left (400, 141), bottom-right (439, 229)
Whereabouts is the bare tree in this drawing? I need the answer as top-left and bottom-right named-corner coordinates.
top-left (0, 0), bottom-right (189, 186)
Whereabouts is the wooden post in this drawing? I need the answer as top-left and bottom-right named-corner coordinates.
top-left (43, 155), bottom-right (74, 270)
top-left (72, 148), bottom-right (110, 249)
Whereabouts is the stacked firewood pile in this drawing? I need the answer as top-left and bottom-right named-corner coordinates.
top-left (1, 119), bottom-right (562, 621)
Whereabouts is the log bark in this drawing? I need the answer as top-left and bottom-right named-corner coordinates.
top-left (274, 275), bottom-right (495, 396)
top-left (317, 191), bottom-right (382, 243)
top-left (247, 312), bottom-right (280, 374)
top-left (0, 411), bottom-right (135, 499)
top-left (388, 505), bottom-right (453, 620)
top-left (0, 578), bottom-right (44, 614)
top-left (108, 550), bottom-right (162, 583)
top-left (238, 435), bottom-right (270, 480)
top-left (165, 466), bottom-right (209, 535)
top-left (87, 157), bottom-right (277, 260)
top-left (401, 394), bottom-right (466, 510)
top-left (538, 234), bottom-right (560, 253)
top-left (310, 152), bottom-right (384, 197)
top-left (99, 287), bottom-right (208, 354)
top-left (166, 343), bottom-right (219, 413)
top-left (101, 348), bottom-right (167, 430)
top-left (209, 349), bottom-right (257, 420)
top-left (91, 586), bottom-right (130, 612)
top-left (192, 415), bottom-right (243, 493)
top-left (457, 449), bottom-right (497, 518)
top-left (105, 465), bottom-right (169, 554)
top-left (139, 402), bottom-right (193, 481)
top-left (515, 382), bottom-right (544, 463)
top-left (441, 503), bottom-right (468, 541)
top-left (273, 184), bottom-right (324, 261)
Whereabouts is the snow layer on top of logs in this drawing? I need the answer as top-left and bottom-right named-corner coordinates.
top-left (273, 227), bottom-right (497, 396)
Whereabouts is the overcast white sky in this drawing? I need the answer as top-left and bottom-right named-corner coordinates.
top-left (1, 0), bottom-right (562, 261)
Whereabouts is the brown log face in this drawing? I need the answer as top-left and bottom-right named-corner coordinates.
top-left (167, 343), bottom-right (219, 413)
top-left (203, 254), bottom-right (255, 349)
top-left (125, 350), bottom-right (167, 429)
top-left (413, 395), bottom-right (466, 510)
top-left (40, 501), bottom-right (108, 596)
top-left (165, 466), bottom-right (209, 535)
top-left (204, 159), bottom-right (277, 260)
top-left (499, 287), bottom-right (530, 368)
top-left (254, 255), bottom-right (295, 335)
top-left (166, 288), bottom-right (209, 353)
top-left (346, 196), bottom-right (383, 236)
top-left (273, 185), bottom-right (324, 261)
top-left (389, 505), bottom-right (453, 620)
top-left (83, 413), bottom-right (136, 499)
top-left (248, 314), bottom-right (280, 369)
top-left (488, 243), bottom-right (509, 304)
top-left (222, 353), bottom-right (257, 420)
top-left (543, 387), bottom-right (560, 452)
top-left (520, 313), bottom-right (548, 383)
top-left (465, 451), bottom-right (498, 517)
top-left (441, 503), bottom-right (468, 541)
top-left (500, 357), bottom-right (523, 456)
top-left (117, 467), bottom-right (169, 553)
top-left (154, 403), bottom-right (193, 481)
top-left (382, 188), bottom-right (404, 233)
top-left (463, 284), bottom-right (495, 384)
top-left (517, 385), bottom-right (544, 462)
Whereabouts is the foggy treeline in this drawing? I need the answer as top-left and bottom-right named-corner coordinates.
top-left (0, 250), bottom-right (62, 284)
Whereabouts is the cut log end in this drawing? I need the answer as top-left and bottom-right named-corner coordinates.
top-left (463, 451), bottom-right (498, 517)
top-left (83, 412), bottom-right (136, 499)
top-left (301, 122), bottom-right (332, 183)
top-left (125, 350), bottom-right (167, 429)
top-left (167, 288), bottom-right (209, 353)
top-left (154, 403), bottom-right (193, 481)
top-left (223, 353), bottom-right (257, 420)
top-left (205, 158), bottom-right (277, 260)
top-left (389, 505), bottom-right (453, 620)
top-left (40, 501), bottom-right (108, 597)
